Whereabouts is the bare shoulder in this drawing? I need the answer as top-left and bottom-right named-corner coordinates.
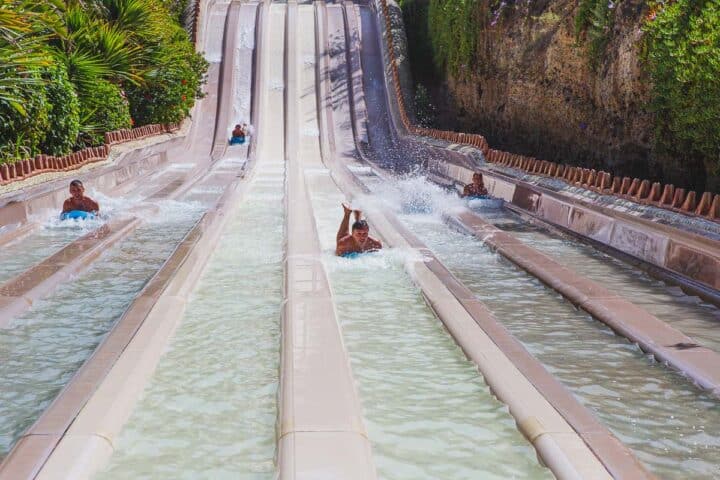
top-left (368, 237), bottom-right (382, 250)
top-left (338, 235), bottom-right (354, 246)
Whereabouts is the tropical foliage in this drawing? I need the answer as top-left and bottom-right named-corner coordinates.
top-left (0, 0), bottom-right (207, 163)
top-left (643, 0), bottom-right (720, 177)
top-left (574, 0), bottom-right (618, 68)
top-left (427, 0), bottom-right (479, 78)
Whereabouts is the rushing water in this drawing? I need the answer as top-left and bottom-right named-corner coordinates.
top-left (100, 163), bottom-right (284, 479)
top-left (0, 199), bottom-right (205, 458)
top-left (305, 171), bottom-right (551, 480)
top-left (363, 174), bottom-right (720, 479)
top-left (0, 190), bottom-right (131, 284)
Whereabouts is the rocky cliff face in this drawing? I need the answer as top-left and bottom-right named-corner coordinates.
top-left (408, 0), bottom-right (708, 188)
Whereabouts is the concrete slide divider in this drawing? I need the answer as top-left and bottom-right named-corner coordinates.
top-left (316, 6), bottom-right (654, 479)
top-left (278, 2), bottom-right (377, 478)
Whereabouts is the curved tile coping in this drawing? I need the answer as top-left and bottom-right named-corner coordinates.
top-left (278, 2), bottom-right (376, 478)
top-left (447, 208), bottom-right (720, 399)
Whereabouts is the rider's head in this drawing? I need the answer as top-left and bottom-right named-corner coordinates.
top-left (69, 179), bottom-right (85, 199)
top-left (472, 172), bottom-right (484, 185)
top-left (351, 219), bottom-right (370, 243)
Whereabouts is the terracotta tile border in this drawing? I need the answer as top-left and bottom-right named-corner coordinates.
top-left (0, 124), bottom-right (181, 188)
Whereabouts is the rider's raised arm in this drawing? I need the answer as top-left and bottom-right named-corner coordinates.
top-left (337, 203), bottom-right (352, 244)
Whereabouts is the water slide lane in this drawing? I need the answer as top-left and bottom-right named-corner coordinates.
top-left (97, 7), bottom-right (284, 476)
top-left (401, 203), bottom-right (720, 479)
top-left (304, 131), bottom-right (554, 480)
top-left (445, 206), bottom-right (720, 396)
top-left (481, 211), bottom-right (720, 351)
top-left (277, 4), bottom-right (376, 477)
top-left (316, 5), bottom-right (620, 478)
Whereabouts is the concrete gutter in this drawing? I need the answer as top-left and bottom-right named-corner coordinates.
top-left (278, 2), bottom-right (376, 478)
top-left (316, 6), bottom-right (654, 479)
top-left (447, 208), bottom-right (720, 399)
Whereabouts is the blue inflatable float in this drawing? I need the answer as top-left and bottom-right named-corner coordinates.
top-left (60, 210), bottom-right (95, 221)
top-left (229, 136), bottom-right (246, 145)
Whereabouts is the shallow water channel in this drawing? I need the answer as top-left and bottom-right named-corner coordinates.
top-left (100, 162), bottom-right (284, 479)
top-left (366, 176), bottom-right (720, 479)
top-left (0, 198), bottom-right (205, 458)
top-left (481, 209), bottom-right (720, 351)
top-left (305, 170), bottom-right (551, 479)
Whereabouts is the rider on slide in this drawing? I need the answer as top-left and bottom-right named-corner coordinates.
top-left (61, 179), bottom-right (99, 218)
top-left (335, 203), bottom-right (382, 257)
top-left (229, 124), bottom-right (247, 145)
top-left (462, 172), bottom-right (489, 198)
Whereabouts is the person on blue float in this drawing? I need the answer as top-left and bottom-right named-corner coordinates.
top-left (462, 172), bottom-right (488, 198)
top-left (61, 180), bottom-right (99, 218)
top-left (336, 203), bottom-right (382, 256)
top-left (229, 123), bottom-right (246, 145)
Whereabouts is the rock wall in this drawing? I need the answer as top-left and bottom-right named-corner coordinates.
top-left (408, 0), bottom-right (710, 189)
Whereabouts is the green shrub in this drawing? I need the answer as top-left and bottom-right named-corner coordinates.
top-left (644, 0), bottom-right (720, 180)
top-left (0, 69), bottom-right (50, 162)
top-left (427, 0), bottom-right (479, 78)
top-left (77, 79), bottom-right (132, 146)
top-left (39, 63), bottom-right (80, 156)
top-left (574, 0), bottom-right (617, 68)
top-left (399, 0), bottom-right (437, 80)
top-left (127, 43), bottom-right (208, 125)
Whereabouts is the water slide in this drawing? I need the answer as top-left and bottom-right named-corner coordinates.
top-left (0, 1), bottom-right (718, 479)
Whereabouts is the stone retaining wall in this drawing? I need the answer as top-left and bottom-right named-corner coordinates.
top-left (375, 0), bottom-right (719, 223)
